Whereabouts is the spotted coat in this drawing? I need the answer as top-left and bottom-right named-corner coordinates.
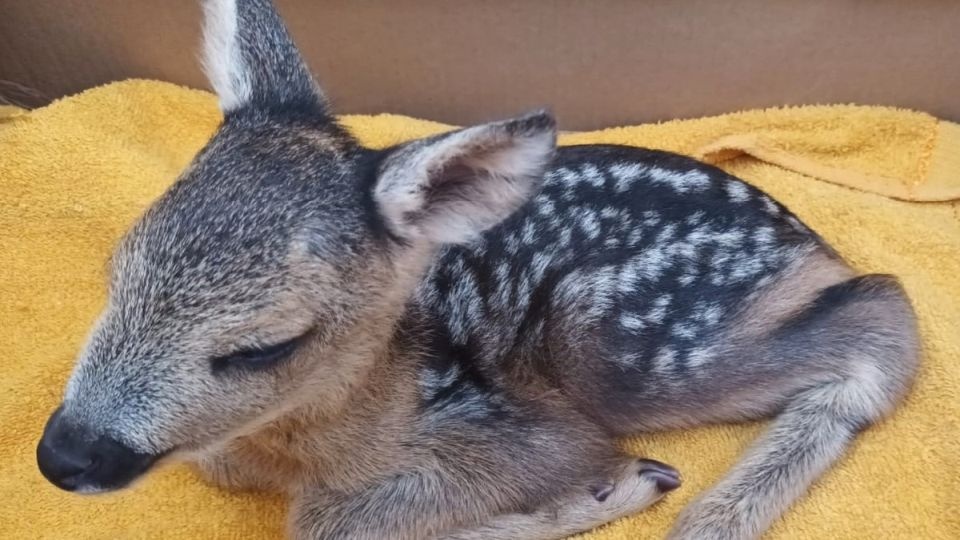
top-left (414, 145), bottom-right (819, 421)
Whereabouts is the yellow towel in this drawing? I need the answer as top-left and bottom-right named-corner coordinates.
top-left (1, 79), bottom-right (957, 539)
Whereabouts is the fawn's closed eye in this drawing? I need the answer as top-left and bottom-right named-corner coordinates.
top-left (211, 333), bottom-right (308, 373)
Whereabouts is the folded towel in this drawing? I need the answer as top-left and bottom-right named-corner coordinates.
top-left (1, 79), bottom-right (957, 539)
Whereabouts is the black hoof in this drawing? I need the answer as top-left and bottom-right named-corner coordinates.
top-left (637, 458), bottom-right (681, 492)
top-left (590, 482), bottom-right (615, 502)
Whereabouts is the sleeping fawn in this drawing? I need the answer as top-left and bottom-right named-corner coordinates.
top-left (37, 1), bottom-right (919, 538)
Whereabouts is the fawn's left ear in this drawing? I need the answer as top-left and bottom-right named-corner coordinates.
top-left (373, 111), bottom-right (557, 245)
top-left (201, 0), bottom-right (327, 113)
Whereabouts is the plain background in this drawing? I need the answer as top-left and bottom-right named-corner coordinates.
top-left (1, 0), bottom-right (958, 129)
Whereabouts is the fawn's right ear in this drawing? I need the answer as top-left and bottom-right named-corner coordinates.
top-left (373, 111), bottom-right (557, 245)
top-left (201, 0), bottom-right (327, 113)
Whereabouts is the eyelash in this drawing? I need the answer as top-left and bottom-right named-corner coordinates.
top-left (211, 334), bottom-right (306, 373)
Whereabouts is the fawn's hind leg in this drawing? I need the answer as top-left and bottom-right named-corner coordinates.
top-left (668, 274), bottom-right (919, 540)
top-left (439, 458), bottom-right (681, 540)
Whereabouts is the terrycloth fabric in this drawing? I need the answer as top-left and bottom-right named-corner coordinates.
top-left (1, 80), bottom-right (957, 539)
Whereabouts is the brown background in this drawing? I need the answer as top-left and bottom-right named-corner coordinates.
top-left (1, 0), bottom-right (958, 130)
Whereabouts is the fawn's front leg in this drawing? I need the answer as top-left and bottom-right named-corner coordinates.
top-left (289, 458), bottom-right (680, 540)
top-left (438, 458), bottom-right (681, 540)
top-left (289, 469), bottom-right (474, 540)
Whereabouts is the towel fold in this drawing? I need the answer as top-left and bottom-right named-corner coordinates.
top-left (1, 79), bottom-right (957, 539)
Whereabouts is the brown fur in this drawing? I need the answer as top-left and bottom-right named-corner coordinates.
top-left (36, 2), bottom-right (920, 539)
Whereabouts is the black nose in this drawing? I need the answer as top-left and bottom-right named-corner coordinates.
top-left (37, 406), bottom-right (159, 493)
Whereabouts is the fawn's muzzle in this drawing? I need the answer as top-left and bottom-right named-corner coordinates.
top-left (37, 405), bottom-right (159, 493)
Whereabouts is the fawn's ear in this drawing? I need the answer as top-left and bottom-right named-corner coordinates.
top-left (201, 0), bottom-right (327, 113)
top-left (373, 111), bottom-right (557, 245)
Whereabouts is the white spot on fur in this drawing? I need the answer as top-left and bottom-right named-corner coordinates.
top-left (648, 168), bottom-right (711, 193)
top-left (529, 252), bottom-right (553, 283)
top-left (647, 294), bottom-right (672, 324)
top-left (493, 269), bottom-right (513, 308)
top-left (636, 245), bottom-right (670, 281)
top-left (505, 232), bottom-right (521, 254)
top-left (687, 347), bottom-right (713, 368)
top-left (578, 208), bottom-right (601, 240)
top-left (449, 256), bottom-right (467, 275)
top-left (521, 220), bottom-right (538, 244)
top-left (586, 265), bottom-right (620, 317)
top-left (762, 196), bottom-right (780, 215)
top-left (471, 236), bottom-right (488, 256)
top-left (657, 223), bottom-right (679, 243)
top-left (610, 162), bottom-right (644, 192)
top-left (671, 241), bottom-right (698, 261)
top-left (620, 313), bottom-right (646, 331)
top-left (754, 226), bottom-right (776, 246)
top-left (724, 181), bottom-right (751, 202)
top-left (617, 261), bottom-right (640, 294)
top-left (495, 261), bottom-right (511, 284)
top-left (581, 164), bottom-right (606, 187)
top-left (702, 304), bottom-right (724, 325)
top-left (729, 254), bottom-right (768, 282)
top-left (685, 211), bottom-right (706, 226)
top-left (446, 270), bottom-right (483, 343)
top-left (537, 198), bottom-right (556, 217)
top-left (516, 274), bottom-right (533, 306)
top-left (652, 347), bottom-right (677, 375)
top-left (673, 322), bottom-right (697, 339)
top-left (553, 269), bottom-right (587, 306)
top-left (714, 229), bottom-right (746, 248)
top-left (642, 211), bottom-right (661, 227)
top-left (687, 227), bottom-right (710, 245)
top-left (557, 168), bottom-right (581, 188)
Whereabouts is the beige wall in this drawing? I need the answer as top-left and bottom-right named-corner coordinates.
top-left (2, 0), bottom-right (958, 130)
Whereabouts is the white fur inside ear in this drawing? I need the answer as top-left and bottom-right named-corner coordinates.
top-left (202, 0), bottom-right (252, 111)
top-left (375, 115), bottom-right (556, 245)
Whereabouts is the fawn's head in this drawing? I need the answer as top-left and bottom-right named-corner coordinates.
top-left (37, 0), bottom-right (555, 493)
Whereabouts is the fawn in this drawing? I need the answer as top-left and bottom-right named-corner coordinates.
top-left (37, 1), bottom-right (919, 538)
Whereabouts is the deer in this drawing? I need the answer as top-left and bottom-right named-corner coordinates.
top-left (36, 1), bottom-right (919, 538)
